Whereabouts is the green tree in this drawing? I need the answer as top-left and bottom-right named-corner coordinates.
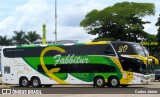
top-left (80, 2), bottom-right (155, 42)
top-left (145, 34), bottom-right (158, 55)
top-left (12, 30), bottom-right (28, 45)
top-left (156, 14), bottom-right (160, 45)
top-left (0, 36), bottom-right (12, 46)
top-left (25, 31), bottom-right (41, 43)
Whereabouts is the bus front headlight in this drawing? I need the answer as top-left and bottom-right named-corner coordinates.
top-left (143, 75), bottom-right (150, 80)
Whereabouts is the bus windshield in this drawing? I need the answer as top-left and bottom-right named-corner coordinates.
top-left (143, 47), bottom-right (149, 56)
top-left (134, 44), bottom-right (146, 57)
top-left (142, 46), bottom-right (155, 73)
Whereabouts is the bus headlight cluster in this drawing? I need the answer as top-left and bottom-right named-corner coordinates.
top-left (143, 75), bottom-right (150, 80)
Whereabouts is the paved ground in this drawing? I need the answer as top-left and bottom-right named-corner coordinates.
top-left (1, 80), bottom-right (160, 88)
top-left (0, 94), bottom-right (160, 97)
top-left (0, 78), bottom-right (160, 97)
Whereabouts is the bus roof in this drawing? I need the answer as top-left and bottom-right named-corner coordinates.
top-left (1, 41), bottom-right (139, 48)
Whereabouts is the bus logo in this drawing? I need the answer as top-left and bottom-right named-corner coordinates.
top-left (53, 54), bottom-right (89, 66)
top-left (118, 45), bottom-right (128, 52)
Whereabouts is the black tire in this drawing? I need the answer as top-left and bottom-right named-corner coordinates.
top-left (108, 77), bottom-right (119, 88)
top-left (94, 77), bottom-right (105, 87)
top-left (19, 77), bottom-right (29, 87)
top-left (31, 77), bottom-right (41, 87)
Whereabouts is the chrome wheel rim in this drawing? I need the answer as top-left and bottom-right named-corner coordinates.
top-left (111, 78), bottom-right (118, 86)
top-left (22, 79), bottom-right (28, 86)
top-left (97, 79), bottom-right (103, 86)
top-left (33, 79), bottom-right (39, 86)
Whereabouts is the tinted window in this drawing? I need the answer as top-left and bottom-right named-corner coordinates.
top-left (38, 64), bottom-right (116, 73)
top-left (155, 70), bottom-right (160, 74)
top-left (4, 66), bottom-right (10, 74)
top-left (111, 42), bottom-right (136, 57)
top-left (4, 44), bottom-right (115, 58)
top-left (133, 44), bottom-right (145, 57)
top-left (120, 57), bottom-right (146, 73)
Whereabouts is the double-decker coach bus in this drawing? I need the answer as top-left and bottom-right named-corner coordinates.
top-left (1, 41), bottom-right (151, 87)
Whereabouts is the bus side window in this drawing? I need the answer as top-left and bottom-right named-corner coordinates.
top-left (4, 66), bottom-right (10, 74)
top-left (104, 46), bottom-right (116, 56)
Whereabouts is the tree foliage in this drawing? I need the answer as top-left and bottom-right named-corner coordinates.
top-left (0, 30), bottom-right (42, 46)
top-left (0, 36), bottom-right (12, 46)
top-left (12, 30), bottom-right (27, 45)
top-left (80, 2), bottom-right (155, 42)
top-left (12, 30), bottom-right (42, 45)
top-left (25, 31), bottom-right (41, 43)
top-left (156, 14), bottom-right (160, 45)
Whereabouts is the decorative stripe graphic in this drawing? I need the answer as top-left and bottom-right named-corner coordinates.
top-left (40, 46), bottom-right (69, 84)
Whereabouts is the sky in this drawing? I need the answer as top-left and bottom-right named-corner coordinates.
top-left (0, 0), bottom-right (160, 42)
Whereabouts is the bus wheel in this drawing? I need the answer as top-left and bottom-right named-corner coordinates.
top-left (19, 77), bottom-right (29, 87)
top-left (94, 77), bottom-right (105, 87)
top-left (108, 77), bottom-right (119, 88)
top-left (31, 77), bottom-right (41, 87)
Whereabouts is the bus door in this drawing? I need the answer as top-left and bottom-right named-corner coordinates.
top-left (3, 66), bottom-right (17, 84)
top-left (10, 66), bottom-right (18, 84)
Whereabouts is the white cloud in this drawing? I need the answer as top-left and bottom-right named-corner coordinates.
top-left (0, 16), bottom-right (15, 29)
top-left (57, 26), bottom-right (92, 42)
top-left (0, 0), bottom-right (160, 42)
top-left (0, 16), bottom-right (15, 36)
top-left (58, 0), bottom-right (108, 27)
top-left (0, 0), bottom-right (55, 38)
top-left (143, 13), bottom-right (159, 35)
top-left (15, 0), bottom-right (47, 16)
top-left (14, 0), bottom-right (53, 30)
top-left (56, 0), bottom-right (108, 42)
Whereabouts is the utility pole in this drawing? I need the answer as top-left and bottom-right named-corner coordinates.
top-left (54, 0), bottom-right (57, 44)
